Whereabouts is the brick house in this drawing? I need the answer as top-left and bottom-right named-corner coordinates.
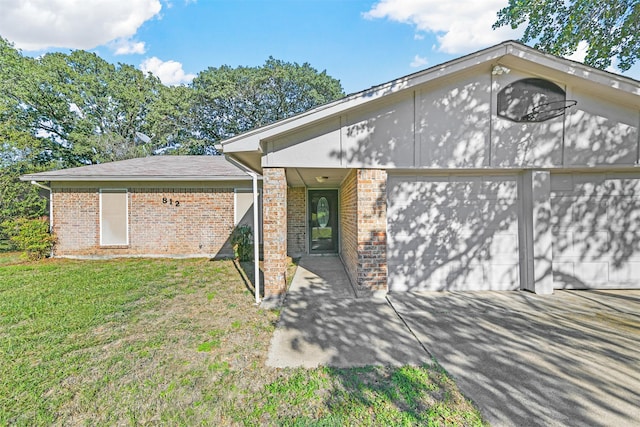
top-left (221, 41), bottom-right (640, 296)
top-left (23, 41), bottom-right (640, 298)
top-left (21, 156), bottom-right (261, 259)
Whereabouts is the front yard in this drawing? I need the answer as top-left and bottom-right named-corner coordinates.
top-left (0, 254), bottom-right (484, 426)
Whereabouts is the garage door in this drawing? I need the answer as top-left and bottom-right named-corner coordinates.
top-left (387, 175), bottom-right (520, 292)
top-left (551, 173), bottom-right (640, 289)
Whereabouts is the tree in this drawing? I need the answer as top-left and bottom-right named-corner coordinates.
top-left (494, 0), bottom-right (640, 71)
top-left (190, 57), bottom-right (344, 153)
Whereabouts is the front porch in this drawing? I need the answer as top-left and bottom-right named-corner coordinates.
top-left (262, 167), bottom-right (389, 297)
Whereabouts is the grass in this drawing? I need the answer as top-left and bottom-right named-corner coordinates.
top-left (0, 254), bottom-right (485, 426)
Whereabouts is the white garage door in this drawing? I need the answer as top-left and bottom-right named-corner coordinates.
top-left (387, 175), bottom-right (520, 292)
top-left (551, 173), bottom-right (640, 289)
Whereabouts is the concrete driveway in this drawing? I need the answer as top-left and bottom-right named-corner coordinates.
top-left (388, 290), bottom-right (640, 427)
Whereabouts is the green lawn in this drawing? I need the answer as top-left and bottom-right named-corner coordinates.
top-left (0, 255), bottom-right (485, 426)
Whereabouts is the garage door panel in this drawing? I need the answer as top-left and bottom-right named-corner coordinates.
top-left (487, 263), bottom-right (521, 290)
top-left (610, 262), bottom-right (640, 283)
top-left (551, 173), bottom-right (640, 289)
top-left (553, 229), bottom-right (610, 259)
top-left (388, 174), bottom-right (520, 292)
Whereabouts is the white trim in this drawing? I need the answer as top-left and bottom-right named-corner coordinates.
top-left (225, 155), bottom-right (262, 304)
top-left (99, 188), bottom-right (129, 246)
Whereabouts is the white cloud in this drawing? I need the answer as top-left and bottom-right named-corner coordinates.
top-left (410, 55), bottom-right (428, 68)
top-left (140, 57), bottom-right (196, 86)
top-left (111, 38), bottom-right (147, 55)
top-left (364, 0), bottom-right (522, 54)
top-left (0, 0), bottom-right (161, 51)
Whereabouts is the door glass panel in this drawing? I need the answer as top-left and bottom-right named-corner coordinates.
top-left (317, 197), bottom-right (329, 228)
top-left (309, 190), bottom-right (338, 253)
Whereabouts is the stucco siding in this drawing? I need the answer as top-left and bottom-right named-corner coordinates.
top-left (259, 68), bottom-right (639, 171)
top-left (418, 73), bottom-right (491, 168)
top-left (343, 94), bottom-right (415, 168)
top-left (264, 118), bottom-right (341, 167)
top-left (564, 91), bottom-right (639, 166)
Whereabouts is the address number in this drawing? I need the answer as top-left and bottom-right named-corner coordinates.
top-left (162, 197), bottom-right (180, 207)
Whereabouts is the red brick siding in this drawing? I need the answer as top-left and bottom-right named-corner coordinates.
top-left (52, 187), bottom-right (235, 257)
top-left (52, 188), bottom-right (99, 254)
top-left (338, 169), bottom-right (388, 294)
top-left (287, 187), bottom-right (306, 257)
top-left (263, 168), bottom-right (288, 295)
top-left (356, 169), bottom-right (388, 292)
top-left (339, 170), bottom-right (358, 287)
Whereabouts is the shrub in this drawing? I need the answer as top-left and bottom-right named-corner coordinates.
top-left (1, 218), bottom-right (56, 260)
top-left (231, 225), bottom-right (253, 262)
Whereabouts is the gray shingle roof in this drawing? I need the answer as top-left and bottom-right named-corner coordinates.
top-left (20, 155), bottom-right (256, 182)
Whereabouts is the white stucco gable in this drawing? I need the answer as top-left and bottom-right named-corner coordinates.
top-left (222, 40), bottom-right (640, 173)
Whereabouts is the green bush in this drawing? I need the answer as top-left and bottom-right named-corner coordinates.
top-left (231, 225), bottom-right (253, 262)
top-left (1, 218), bottom-right (56, 260)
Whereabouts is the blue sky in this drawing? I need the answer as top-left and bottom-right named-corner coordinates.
top-left (0, 0), bottom-right (638, 94)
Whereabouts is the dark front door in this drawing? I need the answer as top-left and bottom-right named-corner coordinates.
top-left (309, 190), bottom-right (338, 254)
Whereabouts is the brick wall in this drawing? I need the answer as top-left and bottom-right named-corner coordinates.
top-left (339, 169), bottom-right (388, 294)
top-left (262, 168), bottom-right (288, 295)
top-left (287, 187), bottom-right (306, 257)
top-left (52, 188), bottom-right (99, 255)
top-left (339, 170), bottom-right (358, 287)
top-left (52, 186), bottom-right (236, 257)
top-left (356, 169), bottom-right (388, 292)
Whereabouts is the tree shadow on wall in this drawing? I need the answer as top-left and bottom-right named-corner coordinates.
top-left (327, 75), bottom-right (640, 291)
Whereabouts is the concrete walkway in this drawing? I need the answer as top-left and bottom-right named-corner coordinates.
top-left (267, 257), bottom-right (640, 426)
top-left (266, 256), bottom-right (430, 368)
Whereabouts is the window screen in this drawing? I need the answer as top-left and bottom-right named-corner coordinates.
top-left (100, 189), bottom-right (128, 245)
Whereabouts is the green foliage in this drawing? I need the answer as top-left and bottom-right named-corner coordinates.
top-left (191, 57), bottom-right (344, 151)
top-left (1, 218), bottom-right (55, 260)
top-left (0, 36), bottom-right (345, 231)
top-left (231, 225), bottom-right (254, 261)
top-left (0, 163), bottom-right (48, 239)
top-left (494, 0), bottom-right (640, 71)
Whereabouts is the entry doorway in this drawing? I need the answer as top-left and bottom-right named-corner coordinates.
top-left (308, 190), bottom-right (338, 254)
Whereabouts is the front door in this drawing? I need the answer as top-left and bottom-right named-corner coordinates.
top-left (309, 190), bottom-right (338, 254)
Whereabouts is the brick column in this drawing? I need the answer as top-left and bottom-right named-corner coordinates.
top-left (262, 168), bottom-right (288, 296)
top-left (356, 169), bottom-right (388, 293)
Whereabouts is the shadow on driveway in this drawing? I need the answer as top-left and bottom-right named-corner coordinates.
top-left (266, 256), bottom-right (430, 368)
top-left (389, 290), bottom-right (640, 427)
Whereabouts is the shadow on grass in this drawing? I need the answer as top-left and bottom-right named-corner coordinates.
top-left (231, 257), bottom-right (299, 299)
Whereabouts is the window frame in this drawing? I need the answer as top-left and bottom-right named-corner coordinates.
top-left (99, 188), bottom-right (129, 246)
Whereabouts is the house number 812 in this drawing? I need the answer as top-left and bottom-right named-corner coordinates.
top-left (162, 197), bottom-right (180, 207)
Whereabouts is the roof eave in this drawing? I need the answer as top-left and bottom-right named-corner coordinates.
top-left (220, 40), bottom-right (640, 155)
top-left (20, 175), bottom-right (256, 182)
